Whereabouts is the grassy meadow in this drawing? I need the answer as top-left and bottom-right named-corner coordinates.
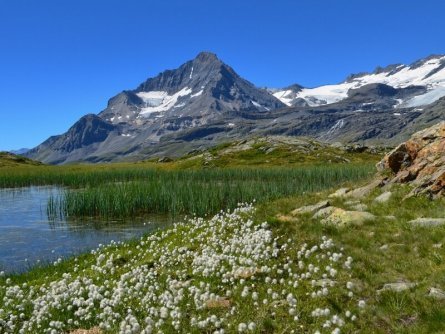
top-left (1, 145), bottom-right (444, 333)
top-left (0, 146), bottom-right (378, 219)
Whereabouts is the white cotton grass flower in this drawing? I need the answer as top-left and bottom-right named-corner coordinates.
top-left (0, 203), bottom-right (365, 333)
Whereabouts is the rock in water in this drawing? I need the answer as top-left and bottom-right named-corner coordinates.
top-left (377, 121), bottom-right (445, 197)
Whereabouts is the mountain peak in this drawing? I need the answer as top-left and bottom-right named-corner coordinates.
top-left (194, 51), bottom-right (219, 63)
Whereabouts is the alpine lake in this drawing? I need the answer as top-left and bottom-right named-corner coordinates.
top-left (0, 186), bottom-right (172, 273)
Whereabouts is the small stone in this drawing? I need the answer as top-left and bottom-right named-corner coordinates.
top-left (205, 297), bottom-right (232, 309)
top-left (383, 215), bottom-right (397, 221)
top-left (408, 218), bottom-right (445, 227)
top-left (276, 214), bottom-right (298, 223)
top-left (377, 282), bottom-right (416, 294)
top-left (312, 206), bottom-right (337, 219)
top-left (157, 156), bottom-right (172, 163)
top-left (291, 200), bottom-right (330, 215)
top-left (328, 188), bottom-right (350, 198)
top-left (374, 191), bottom-right (392, 203)
top-left (380, 244), bottom-right (389, 251)
top-left (428, 287), bottom-right (445, 300)
top-left (432, 243), bottom-right (442, 249)
top-left (344, 200), bottom-right (361, 205)
top-left (233, 267), bottom-right (260, 279)
top-left (350, 203), bottom-right (368, 211)
top-left (314, 279), bottom-right (336, 287)
top-left (69, 328), bottom-right (102, 334)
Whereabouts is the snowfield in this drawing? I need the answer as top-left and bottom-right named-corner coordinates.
top-left (273, 55), bottom-right (445, 107)
top-left (137, 87), bottom-right (192, 115)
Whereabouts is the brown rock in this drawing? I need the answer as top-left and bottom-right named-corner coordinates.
top-left (69, 328), bottom-right (102, 334)
top-left (233, 267), bottom-right (261, 279)
top-left (275, 214), bottom-right (298, 223)
top-left (205, 297), bottom-right (231, 309)
top-left (377, 121), bottom-right (445, 197)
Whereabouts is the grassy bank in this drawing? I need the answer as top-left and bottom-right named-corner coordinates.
top-left (0, 203), bottom-right (367, 334)
top-left (1, 166), bottom-right (444, 333)
top-left (2, 184), bottom-right (444, 333)
top-left (262, 184), bottom-right (445, 333)
top-left (47, 165), bottom-right (375, 218)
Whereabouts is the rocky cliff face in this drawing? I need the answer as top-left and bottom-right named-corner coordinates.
top-left (377, 121), bottom-right (445, 197)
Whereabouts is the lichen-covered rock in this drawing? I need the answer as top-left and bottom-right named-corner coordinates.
top-left (328, 188), bottom-right (350, 198)
top-left (374, 191), bottom-right (392, 203)
top-left (346, 180), bottom-right (380, 199)
top-left (408, 218), bottom-right (445, 227)
top-left (428, 287), bottom-right (445, 300)
top-left (377, 282), bottom-right (416, 294)
top-left (321, 208), bottom-right (376, 227)
top-left (377, 121), bottom-right (445, 197)
top-left (312, 206), bottom-right (337, 219)
top-left (291, 200), bottom-right (330, 215)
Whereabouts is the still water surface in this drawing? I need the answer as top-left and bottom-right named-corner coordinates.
top-left (0, 186), bottom-right (172, 273)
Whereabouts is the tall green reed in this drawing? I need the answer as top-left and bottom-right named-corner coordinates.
top-left (47, 165), bottom-right (374, 218)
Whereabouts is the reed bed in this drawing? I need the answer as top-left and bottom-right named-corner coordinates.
top-left (0, 165), bottom-right (158, 189)
top-left (47, 164), bottom-right (374, 218)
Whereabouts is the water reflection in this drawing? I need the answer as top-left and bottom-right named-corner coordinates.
top-left (0, 186), bottom-right (173, 273)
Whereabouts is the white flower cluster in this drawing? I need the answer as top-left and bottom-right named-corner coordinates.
top-left (0, 203), bottom-right (365, 333)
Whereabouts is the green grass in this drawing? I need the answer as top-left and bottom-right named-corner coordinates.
top-left (0, 152), bottom-right (43, 168)
top-left (2, 172), bottom-right (444, 333)
top-left (47, 165), bottom-right (375, 218)
top-left (260, 184), bottom-right (445, 333)
top-left (172, 138), bottom-right (382, 169)
top-left (0, 163), bottom-right (164, 188)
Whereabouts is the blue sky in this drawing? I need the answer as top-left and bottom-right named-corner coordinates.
top-left (1, 0), bottom-right (444, 151)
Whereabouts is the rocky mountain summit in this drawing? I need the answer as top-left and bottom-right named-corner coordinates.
top-left (27, 52), bottom-right (445, 164)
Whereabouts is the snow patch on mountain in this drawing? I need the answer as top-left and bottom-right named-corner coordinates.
top-left (191, 90), bottom-right (203, 97)
top-left (403, 86), bottom-right (445, 108)
top-left (272, 90), bottom-right (294, 106)
top-left (137, 87), bottom-right (192, 115)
